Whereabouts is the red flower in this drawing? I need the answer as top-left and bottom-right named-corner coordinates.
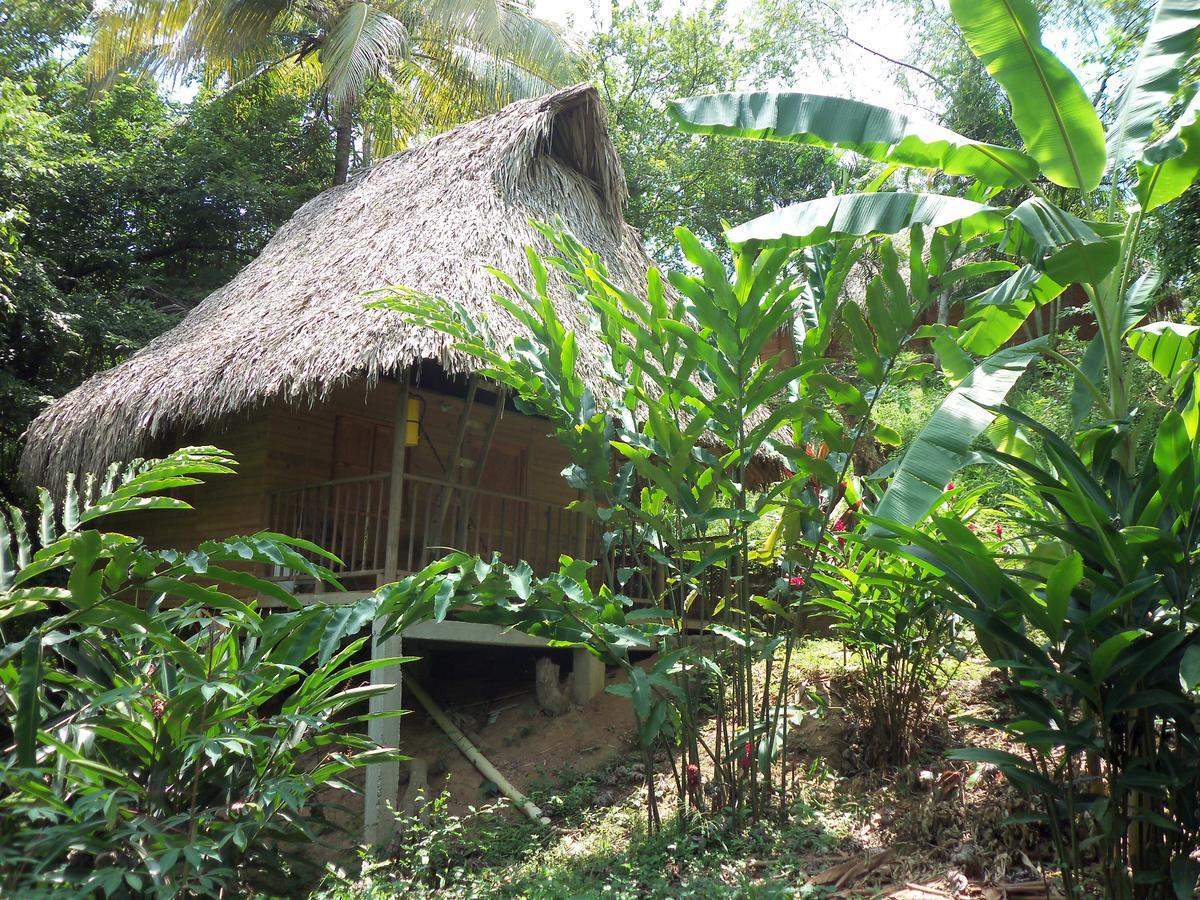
top-left (946, 482), bottom-right (956, 491)
top-left (789, 575), bottom-right (806, 588)
top-left (837, 536), bottom-right (846, 549)
top-left (833, 517), bottom-right (848, 533)
top-left (740, 742), bottom-right (753, 770)
top-left (994, 523), bottom-right (1004, 538)
top-left (967, 523), bottom-right (977, 533)
top-left (686, 764), bottom-right (700, 787)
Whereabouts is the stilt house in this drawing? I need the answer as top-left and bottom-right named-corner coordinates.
top-left (22, 83), bottom-right (657, 603)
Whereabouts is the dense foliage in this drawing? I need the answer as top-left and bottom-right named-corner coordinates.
top-left (0, 12), bottom-right (335, 495)
top-left (0, 449), bottom-right (407, 896)
top-left (5, 1), bottom-right (1200, 896)
top-left (587, 0), bottom-right (840, 263)
top-left (89, 0), bottom-right (581, 185)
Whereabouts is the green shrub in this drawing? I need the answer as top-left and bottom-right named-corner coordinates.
top-left (809, 490), bottom-right (981, 766)
top-left (884, 397), bottom-right (1200, 899)
top-left (0, 448), bottom-right (406, 897)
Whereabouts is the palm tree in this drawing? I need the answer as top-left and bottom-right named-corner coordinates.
top-left (89, 1), bottom-right (582, 184)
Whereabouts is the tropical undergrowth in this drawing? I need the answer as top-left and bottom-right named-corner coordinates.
top-left (309, 639), bottom-right (1047, 899)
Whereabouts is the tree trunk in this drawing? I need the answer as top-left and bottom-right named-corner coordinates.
top-left (333, 104), bottom-right (353, 186)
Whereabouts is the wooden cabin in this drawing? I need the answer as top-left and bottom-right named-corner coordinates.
top-left (20, 84), bottom-right (672, 843)
top-left (20, 84), bottom-right (652, 593)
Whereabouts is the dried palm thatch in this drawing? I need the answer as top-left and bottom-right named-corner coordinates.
top-left (22, 82), bottom-right (785, 490)
top-left (20, 84), bottom-right (642, 485)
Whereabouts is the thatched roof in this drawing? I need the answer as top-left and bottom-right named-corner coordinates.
top-left (22, 83), bottom-right (664, 487)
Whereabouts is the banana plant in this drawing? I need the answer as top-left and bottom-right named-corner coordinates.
top-left (671, 0), bottom-right (1200, 525)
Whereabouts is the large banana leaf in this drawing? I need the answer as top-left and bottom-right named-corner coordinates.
top-left (1004, 197), bottom-right (1121, 284)
top-left (959, 265), bottom-right (1066, 356)
top-left (727, 192), bottom-right (1003, 249)
top-left (1136, 93), bottom-right (1200, 212)
top-left (870, 339), bottom-right (1045, 530)
top-left (951, 0), bottom-right (1106, 191)
top-left (668, 91), bottom-right (1039, 188)
top-left (1127, 321), bottom-right (1200, 381)
top-left (1106, 0), bottom-right (1200, 168)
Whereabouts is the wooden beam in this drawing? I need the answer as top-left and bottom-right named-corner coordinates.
top-left (401, 618), bottom-right (550, 648)
top-left (428, 375), bottom-right (478, 552)
top-left (459, 386), bottom-right (506, 547)
top-left (467, 387), bottom-right (506, 491)
top-left (383, 373), bottom-right (411, 583)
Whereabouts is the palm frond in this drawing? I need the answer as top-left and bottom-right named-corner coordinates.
top-left (319, 2), bottom-right (410, 113)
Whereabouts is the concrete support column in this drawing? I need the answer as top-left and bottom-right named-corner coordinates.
top-left (572, 646), bottom-right (606, 704)
top-left (365, 372), bottom-right (411, 846)
top-left (364, 619), bottom-right (404, 845)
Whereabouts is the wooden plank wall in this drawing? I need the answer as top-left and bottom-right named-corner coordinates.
top-left (262, 378), bottom-right (572, 503)
top-left (124, 413), bottom-right (270, 550)
top-left (125, 376), bottom-right (578, 568)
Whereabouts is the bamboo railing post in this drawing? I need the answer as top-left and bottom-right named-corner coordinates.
top-left (365, 370), bottom-right (411, 847)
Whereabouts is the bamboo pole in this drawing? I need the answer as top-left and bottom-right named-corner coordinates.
top-left (402, 672), bottom-right (550, 826)
top-left (429, 375), bottom-right (479, 548)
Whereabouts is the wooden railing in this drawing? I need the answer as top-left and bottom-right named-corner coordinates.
top-left (266, 473), bottom-right (391, 581)
top-left (265, 473), bottom-right (590, 585)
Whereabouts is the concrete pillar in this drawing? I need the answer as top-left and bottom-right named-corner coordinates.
top-left (364, 619), bottom-right (404, 846)
top-left (365, 372), bottom-right (411, 846)
top-left (572, 646), bottom-right (606, 704)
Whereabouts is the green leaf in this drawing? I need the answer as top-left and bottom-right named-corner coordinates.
top-left (508, 561), bottom-right (533, 601)
top-left (1121, 269), bottom-right (1165, 335)
top-left (709, 623), bottom-right (751, 647)
top-left (1071, 335), bottom-right (1107, 427)
top-left (871, 340), bottom-right (1044, 529)
top-left (1093, 630), bottom-right (1141, 681)
top-left (951, 0), bottom-right (1106, 190)
top-left (1181, 644), bottom-right (1200, 692)
top-left (1136, 92), bottom-right (1200, 211)
top-left (1004, 198), bottom-right (1120, 285)
top-left (941, 260), bottom-right (1020, 285)
top-left (318, 2), bottom-right (408, 113)
top-left (16, 631), bottom-right (41, 767)
top-left (1127, 321), bottom-right (1200, 380)
top-left (1154, 409), bottom-right (1193, 506)
top-left (669, 91), bottom-right (1039, 188)
top-left (1107, 0), bottom-right (1200, 167)
top-left (959, 264), bottom-right (1066, 357)
top-left (0, 511), bottom-right (13, 593)
top-left (727, 192), bottom-right (1003, 249)
top-left (1044, 552), bottom-right (1081, 641)
top-left (1171, 857), bottom-right (1200, 900)
top-left (874, 423), bottom-right (903, 446)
